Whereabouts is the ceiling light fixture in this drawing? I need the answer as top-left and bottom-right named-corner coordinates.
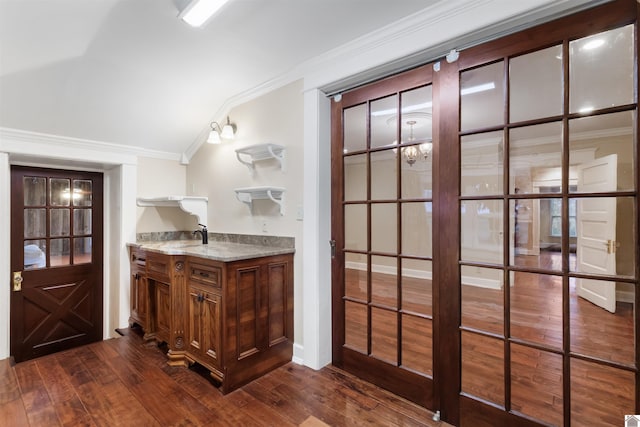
top-left (582, 39), bottom-right (605, 50)
top-left (371, 102), bottom-right (432, 117)
top-left (180, 0), bottom-right (230, 28)
top-left (207, 116), bottom-right (237, 144)
top-left (460, 82), bottom-right (496, 96)
top-left (401, 120), bottom-right (432, 166)
top-left (370, 82), bottom-right (496, 117)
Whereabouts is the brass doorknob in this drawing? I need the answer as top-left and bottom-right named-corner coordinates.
top-left (13, 271), bottom-right (23, 292)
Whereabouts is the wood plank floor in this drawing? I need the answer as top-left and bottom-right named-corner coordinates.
top-left (0, 327), bottom-right (450, 427)
top-left (344, 250), bottom-right (635, 426)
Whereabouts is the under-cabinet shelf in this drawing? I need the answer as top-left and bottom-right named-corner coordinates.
top-left (234, 186), bottom-right (285, 216)
top-left (136, 196), bottom-right (208, 224)
top-left (235, 143), bottom-right (285, 174)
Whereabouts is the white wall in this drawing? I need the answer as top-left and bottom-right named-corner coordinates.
top-left (186, 80), bottom-right (305, 347)
top-left (301, 88), bottom-right (332, 369)
top-left (136, 157), bottom-right (191, 232)
top-left (0, 153), bottom-right (10, 359)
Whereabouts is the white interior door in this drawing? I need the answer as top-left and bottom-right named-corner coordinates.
top-left (576, 154), bottom-right (617, 313)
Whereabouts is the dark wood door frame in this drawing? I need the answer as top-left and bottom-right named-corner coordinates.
top-left (430, 57), bottom-right (460, 423)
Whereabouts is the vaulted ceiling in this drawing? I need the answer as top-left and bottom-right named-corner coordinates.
top-left (0, 0), bottom-right (606, 159)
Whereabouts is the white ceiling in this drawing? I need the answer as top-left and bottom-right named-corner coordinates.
top-left (0, 0), bottom-right (436, 155)
top-left (0, 0), bottom-right (609, 159)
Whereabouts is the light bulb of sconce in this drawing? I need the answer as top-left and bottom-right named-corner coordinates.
top-left (207, 129), bottom-right (221, 144)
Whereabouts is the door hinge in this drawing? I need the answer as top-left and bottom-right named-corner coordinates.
top-left (329, 240), bottom-right (336, 258)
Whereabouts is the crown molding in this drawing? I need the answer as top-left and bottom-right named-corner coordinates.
top-left (181, 0), bottom-right (608, 164)
top-left (0, 127), bottom-right (181, 166)
top-left (310, 0), bottom-right (610, 95)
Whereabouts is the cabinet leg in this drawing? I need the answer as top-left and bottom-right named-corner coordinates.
top-left (166, 350), bottom-right (189, 368)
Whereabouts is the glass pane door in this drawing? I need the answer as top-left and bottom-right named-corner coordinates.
top-left (23, 176), bottom-right (93, 269)
top-left (11, 166), bottom-right (103, 363)
top-left (459, 24), bottom-right (636, 426)
top-left (338, 66), bottom-right (435, 406)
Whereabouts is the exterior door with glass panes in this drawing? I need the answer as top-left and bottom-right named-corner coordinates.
top-left (332, 63), bottom-right (436, 408)
top-left (10, 166), bottom-right (103, 363)
top-left (458, 18), bottom-right (636, 427)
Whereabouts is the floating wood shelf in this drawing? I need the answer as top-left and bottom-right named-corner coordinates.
top-left (234, 186), bottom-right (285, 215)
top-left (235, 143), bottom-right (286, 174)
top-left (136, 196), bottom-right (208, 224)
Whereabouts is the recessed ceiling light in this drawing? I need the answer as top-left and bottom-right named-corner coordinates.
top-left (582, 39), bottom-right (605, 50)
top-left (460, 82), bottom-right (496, 96)
top-left (180, 0), bottom-right (230, 28)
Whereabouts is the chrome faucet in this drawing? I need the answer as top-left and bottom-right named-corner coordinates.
top-left (193, 224), bottom-right (208, 244)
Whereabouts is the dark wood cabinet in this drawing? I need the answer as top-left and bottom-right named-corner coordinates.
top-left (128, 249), bottom-right (186, 350)
top-left (186, 259), bottom-right (223, 377)
top-left (222, 255), bottom-right (293, 393)
top-left (154, 281), bottom-right (171, 344)
top-left (128, 244), bottom-right (293, 393)
top-left (128, 249), bottom-right (148, 332)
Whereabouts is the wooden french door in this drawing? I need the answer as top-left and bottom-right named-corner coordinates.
top-left (332, 1), bottom-right (639, 426)
top-left (10, 166), bottom-right (103, 363)
top-left (332, 63), bottom-right (437, 407)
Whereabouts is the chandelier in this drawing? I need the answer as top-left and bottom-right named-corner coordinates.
top-left (402, 120), bottom-right (433, 166)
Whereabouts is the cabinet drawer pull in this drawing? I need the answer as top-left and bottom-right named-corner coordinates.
top-left (199, 272), bottom-right (210, 278)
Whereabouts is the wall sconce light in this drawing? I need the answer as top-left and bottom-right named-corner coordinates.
top-left (207, 116), bottom-right (237, 144)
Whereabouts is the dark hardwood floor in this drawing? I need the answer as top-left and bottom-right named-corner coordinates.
top-left (344, 250), bottom-right (635, 427)
top-left (0, 327), bottom-right (449, 427)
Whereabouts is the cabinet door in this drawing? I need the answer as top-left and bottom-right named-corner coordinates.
top-left (130, 267), bottom-right (148, 328)
top-left (187, 285), bottom-right (203, 354)
top-left (155, 281), bottom-right (171, 343)
top-left (187, 283), bottom-right (221, 370)
top-left (200, 291), bottom-right (221, 369)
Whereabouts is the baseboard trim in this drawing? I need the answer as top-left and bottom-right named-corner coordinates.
top-left (292, 343), bottom-right (304, 365)
top-left (617, 289), bottom-right (635, 304)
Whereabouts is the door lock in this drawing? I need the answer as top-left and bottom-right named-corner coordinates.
top-left (13, 271), bottom-right (23, 292)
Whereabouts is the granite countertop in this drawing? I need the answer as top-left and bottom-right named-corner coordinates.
top-left (128, 240), bottom-right (294, 262)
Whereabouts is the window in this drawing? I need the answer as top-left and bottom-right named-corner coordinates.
top-left (550, 197), bottom-right (576, 237)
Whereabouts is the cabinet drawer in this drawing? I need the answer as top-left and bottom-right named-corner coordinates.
top-left (147, 253), bottom-right (171, 281)
top-left (131, 249), bottom-right (147, 267)
top-left (189, 262), bottom-right (221, 287)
